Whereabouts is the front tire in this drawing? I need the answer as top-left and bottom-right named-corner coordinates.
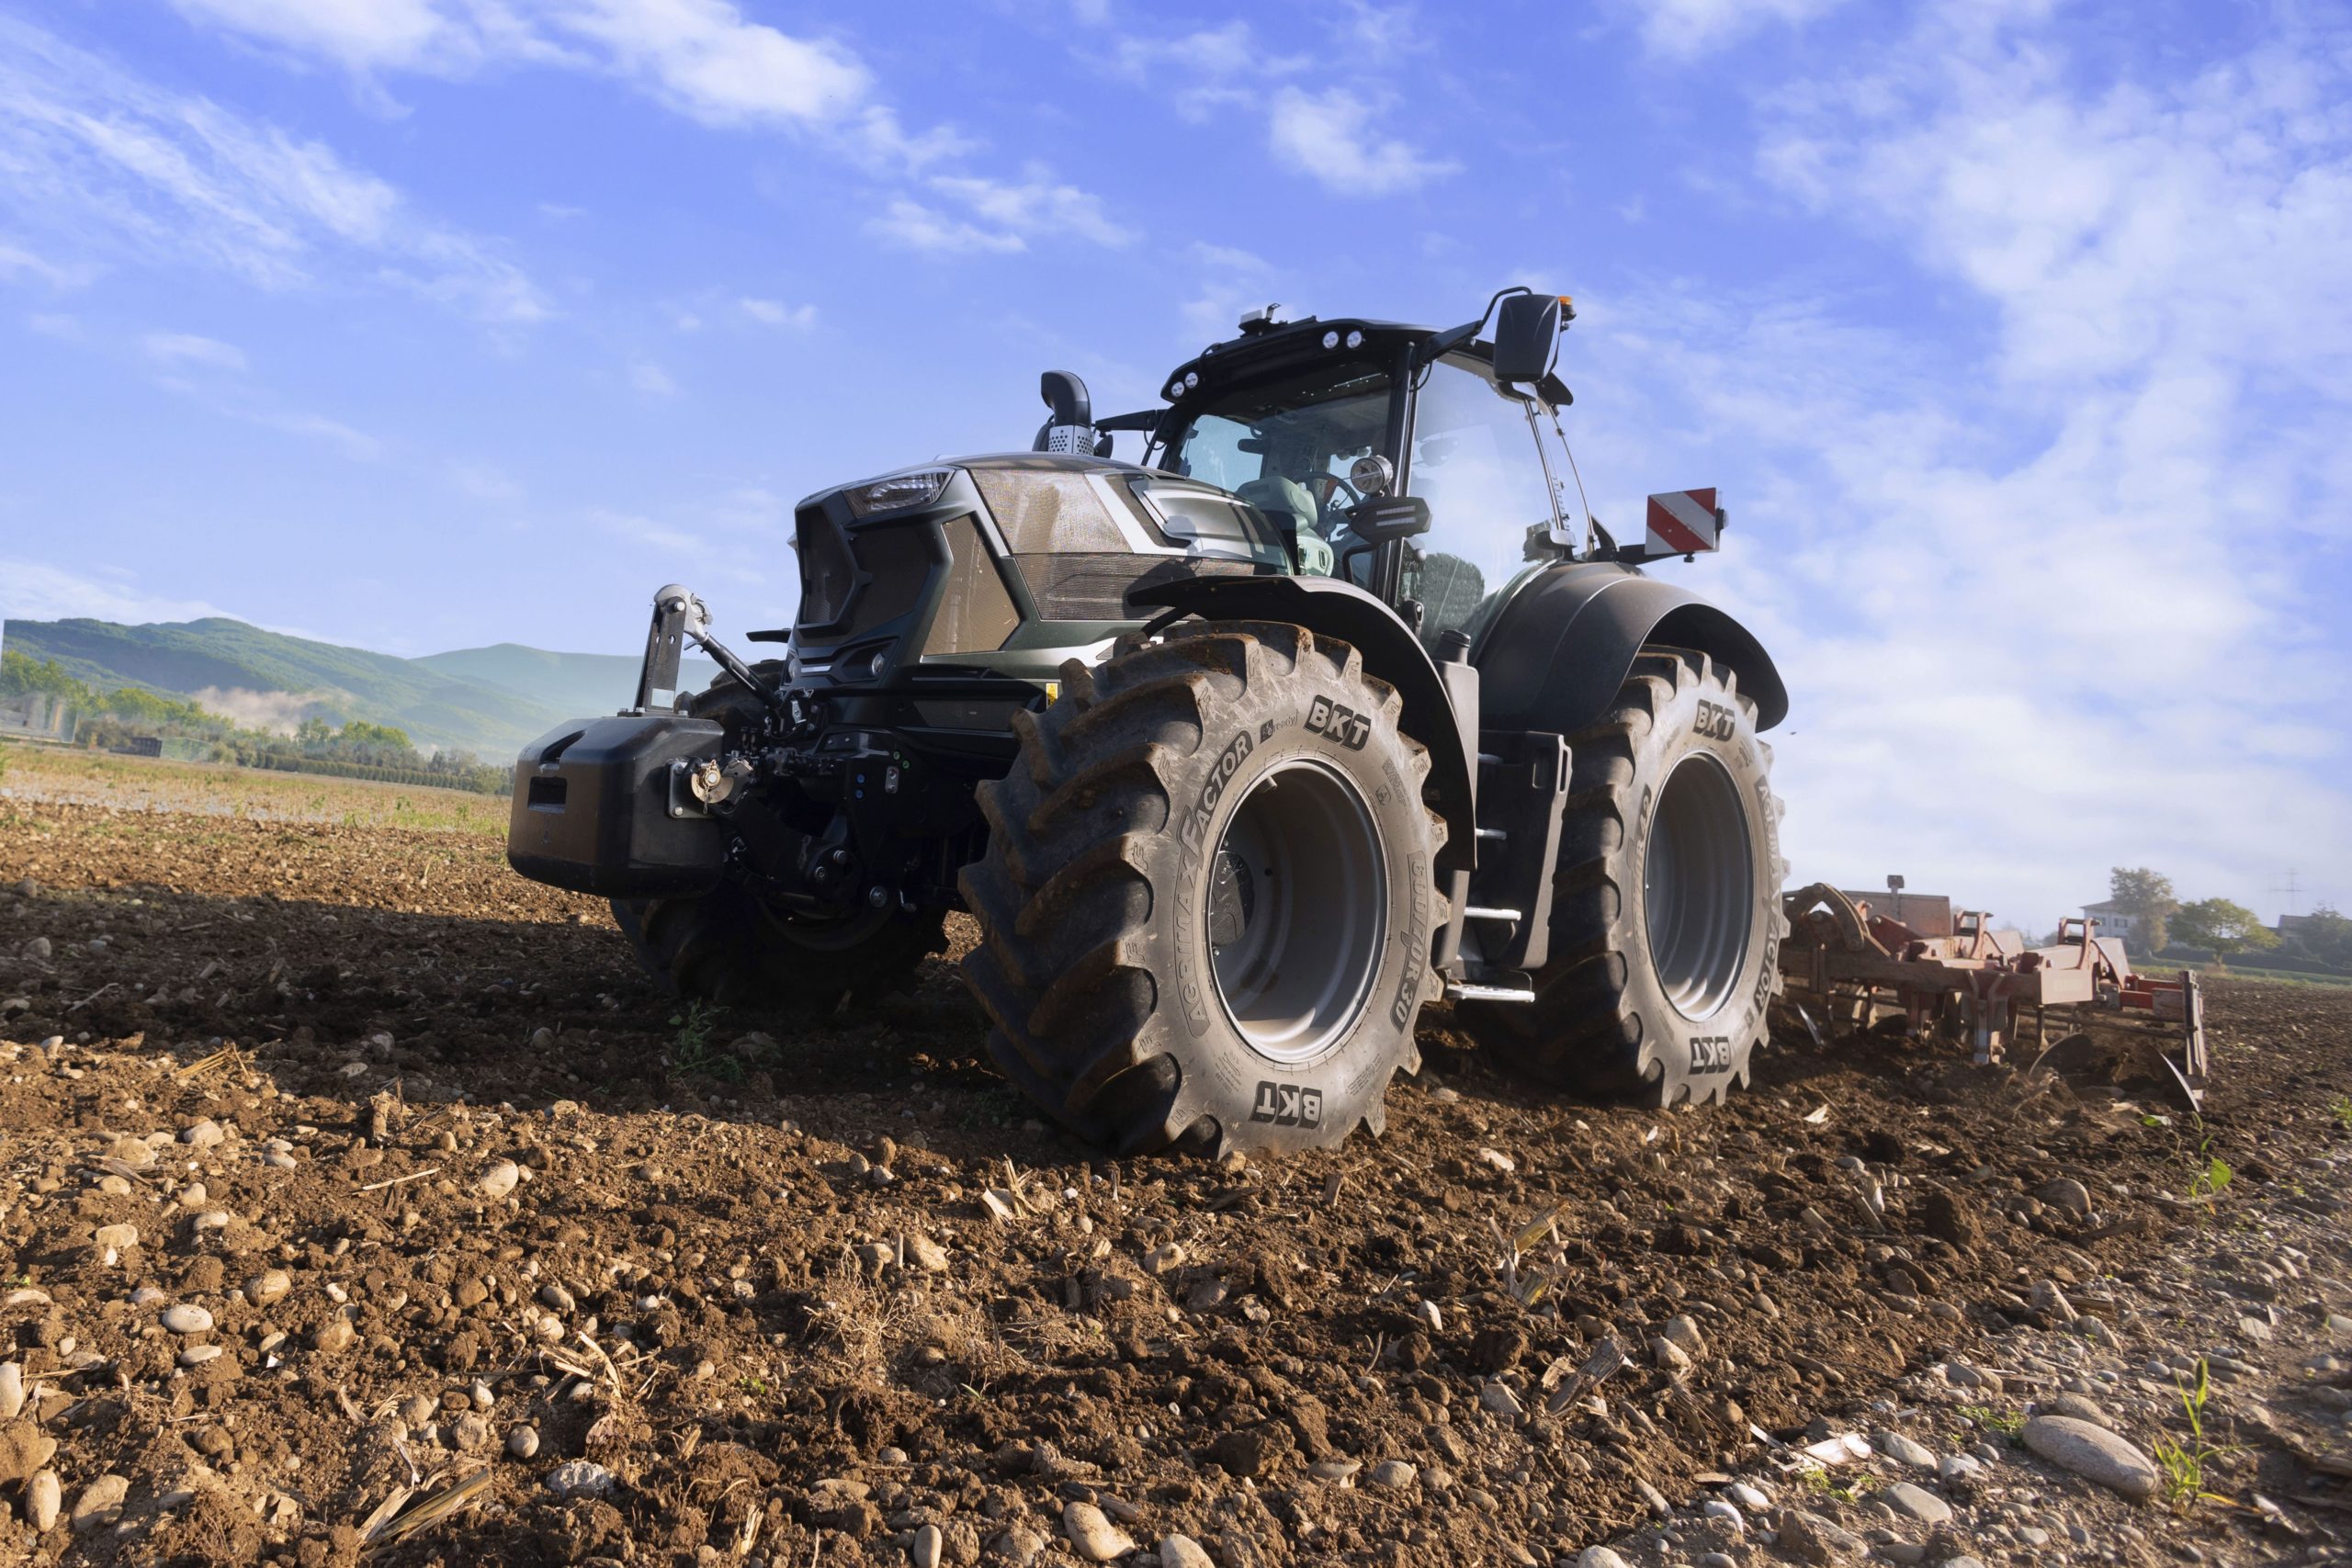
top-left (612, 886), bottom-right (946, 1010)
top-left (958, 621), bottom-right (1446, 1155)
top-left (1464, 649), bottom-right (1786, 1104)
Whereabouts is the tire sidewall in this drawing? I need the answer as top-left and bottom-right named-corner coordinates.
top-left (1621, 665), bottom-right (1782, 1096)
top-left (1147, 659), bottom-right (1436, 1151)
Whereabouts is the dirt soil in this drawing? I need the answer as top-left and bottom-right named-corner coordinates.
top-left (1, 776), bottom-right (2348, 1568)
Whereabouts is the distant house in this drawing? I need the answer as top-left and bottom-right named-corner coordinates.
top-left (2081, 897), bottom-right (2144, 948)
top-left (2278, 913), bottom-right (2319, 942)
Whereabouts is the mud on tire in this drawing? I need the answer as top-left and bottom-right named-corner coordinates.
top-left (958, 621), bottom-right (1446, 1156)
top-left (1464, 648), bottom-right (1786, 1104)
top-left (613, 888), bottom-right (945, 1010)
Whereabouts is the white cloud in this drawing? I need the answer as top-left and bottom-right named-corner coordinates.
top-left (629, 360), bottom-right (678, 396)
top-left (738, 297), bottom-right (816, 329)
top-left (0, 17), bottom-right (549, 322)
top-left (549, 0), bottom-right (867, 128)
top-left (1625, 0), bottom-right (1852, 59)
top-left (928, 168), bottom-right (1133, 248)
top-left (1571, 12), bottom-right (2352, 930)
top-left (0, 238), bottom-right (94, 288)
top-left (0, 559), bottom-right (237, 626)
top-left (142, 331), bottom-right (248, 370)
top-left (1267, 87), bottom-right (1454, 196)
top-left (249, 408), bottom-right (383, 459)
top-left (448, 458), bottom-right (524, 501)
top-left (865, 198), bottom-right (1026, 255)
top-left (593, 506), bottom-right (704, 556)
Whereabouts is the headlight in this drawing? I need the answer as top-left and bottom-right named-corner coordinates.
top-left (844, 467), bottom-right (956, 517)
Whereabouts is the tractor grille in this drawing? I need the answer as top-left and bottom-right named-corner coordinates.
top-left (794, 507), bottom-right (858, 630)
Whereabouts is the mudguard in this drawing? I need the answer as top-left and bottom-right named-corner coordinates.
top-left (1128, 574), bottom-right (1476, 874)
top-left (1472, 562), bottom-right (1788, 735)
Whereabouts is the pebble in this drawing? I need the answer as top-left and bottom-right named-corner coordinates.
top-left (2037, 1177), bottom-right (2091, 1216)
top-left (1702, 1498), bottom-right (1745, 1531)
top-left (28, 1468), bottom-right (60, 1531)
top-left (1652, 1336), bottom-right (1693, 1372)
top-left (453, 1413), bottom-right (491, 1450)
top-left (161, 1303), bottom-right (213, 1335)
top-left (93, 1223), bottom-right (139, 1251)
top-left (1061, 1501), bottom-right (1135, 1563)
top-left (539, 1283), bottom-right (576, 1313)
top-left (1662, 1314), bottom-right (1707, 1357)
top-left (1142, 1244), bottom-right (1184, 1275)
top-left (1366, 1459), bottom-right (1419, 1488)
top-left (245, 1269), bottom-right (292, 1307)
top-left (71, 1473), bottom-right (130, 1532)
top-left (23, 936), bottom-right (51, 960)
top-left (508, 1426), bottom-right (540, 1459)
top-left (1479, 1381), bottom-right (1524, 1416)
top-left (1577, 1550), bottom-right (1632, 1568)
top-left (1877, 1431), bottom-right (1936, 1469)
top-left (912, 1522), bottom-right (944, 1568)
top-left (545, 1459), bottom-right (615, 1499)
top-left (1729, 1482), bottom-right (1770, 1512)
top-left (908, 1233), bottom-right (951, 1272)
top-left (313, 1315), bottom-right (356, 1353)
top-left (1882, 1481), bottom-right (1952, 1524)
top-left (2037, 1392), bottom-right (2113, 1428)
top-left (178, 1344), bottom-right (223, 1366)
top-left (1779, 1509), bottom-right (1865, 1565)
top-left (0, 1362), bottom-right (22, 1420)
top-left (478, 1160), bottom-right (521, 1199)
top-left (1308, 1459), bottom-right (1361, 1483)
top-left (2022, 1415), bottom-right (2159, 1501)
top-left (182, 1118), bottom-right (225, 1148)
top-left (1159, 1536), bottom-right (1214, 1568)
top-left (1939, 1453), bottom-right (1984, 1485)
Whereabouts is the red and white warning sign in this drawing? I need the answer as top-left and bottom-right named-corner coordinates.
top-left (1645, 489), bottom-right (1721, 556)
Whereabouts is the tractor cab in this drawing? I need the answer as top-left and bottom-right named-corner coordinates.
top-left (1103, 291), bottom-right (1583, 649)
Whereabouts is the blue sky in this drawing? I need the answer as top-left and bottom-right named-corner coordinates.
top-left (3, 0), bottom-right (2348, 934)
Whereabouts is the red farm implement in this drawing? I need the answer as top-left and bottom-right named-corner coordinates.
top-left (1778, 882), bottom-right (2210, 1109)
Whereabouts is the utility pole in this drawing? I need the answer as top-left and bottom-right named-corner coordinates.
top-left (2270, 870), bottom-right (2304, 917)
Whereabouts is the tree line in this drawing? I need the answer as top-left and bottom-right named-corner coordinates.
top-left (1, 650), bottom-right (508, 794)
top-left (2101, 864), bottom-right (2350, 969)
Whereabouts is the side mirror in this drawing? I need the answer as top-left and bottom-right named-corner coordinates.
top-left (1345, 494), bottom-right (1431, 543)
top-left (1491, 294), bottom-right (1562, 386)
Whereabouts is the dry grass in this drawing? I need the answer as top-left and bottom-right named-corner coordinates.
top-left (0, 739), bottom-right (507, 836)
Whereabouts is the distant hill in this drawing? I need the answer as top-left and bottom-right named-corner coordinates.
top-left (0, 616), bottom-right (698, 760)
top-left (414, 643), bottom-right (717, 724)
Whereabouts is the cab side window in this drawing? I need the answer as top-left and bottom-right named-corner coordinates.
top-left (1406, 358), bottom-right (1556, 638)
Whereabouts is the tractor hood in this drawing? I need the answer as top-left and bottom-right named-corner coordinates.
top-left (757, 454), bottom-right (1290, 672)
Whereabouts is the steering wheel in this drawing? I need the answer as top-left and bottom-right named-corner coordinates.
top-left (1306, 471), bottom-right (1363, 525)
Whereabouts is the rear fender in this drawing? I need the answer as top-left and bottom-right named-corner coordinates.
top-left (1127, 574), bottom-right (1476, 874)
top-left (1472, 562), bottom-right (1788, 735)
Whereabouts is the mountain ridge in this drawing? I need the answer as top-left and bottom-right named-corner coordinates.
top-left (2, 616), bottom-right (713, 759)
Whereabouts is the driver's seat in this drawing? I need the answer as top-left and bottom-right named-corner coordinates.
top-left (1236, 477), bottom-right (1334, 575)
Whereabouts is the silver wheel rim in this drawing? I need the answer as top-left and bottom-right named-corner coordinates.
top-left (1206, 757), bottom-right (1387, 1064)
top-left (1644, 750), bottom-right (1755, 1020)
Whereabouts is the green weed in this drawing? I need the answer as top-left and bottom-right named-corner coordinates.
top-left (2330, 1094), bottom-right (2352, 1133)
top-left (1958, 1404), bottom-right (2025, 1440)
top-left (2151, 1359), bottom-right (2238, 1510)
top-left (668, 1000), bottom-right (741, 1082)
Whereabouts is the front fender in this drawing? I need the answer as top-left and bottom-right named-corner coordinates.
top-left (1472, 562), bottom-right (1788, 735)
top-left (1129, 574), bottom-right (1476, 873)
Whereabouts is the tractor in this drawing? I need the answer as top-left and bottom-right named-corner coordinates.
top-left (507, 288), bottom-right (1789, 1154)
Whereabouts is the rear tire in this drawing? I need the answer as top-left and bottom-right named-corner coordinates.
top-left (1464, 649), bottom-right (1786, 1104)
top-left (613, 887), bottom-right (946, 1010)
top-left (958, 621), bottom-right (1446, 1155)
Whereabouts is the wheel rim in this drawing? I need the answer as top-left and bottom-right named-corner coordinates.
top-left (1206, 758), bottom-right (1387, 1063)
top-left (1644, 750), bottom-right (1755, 1020)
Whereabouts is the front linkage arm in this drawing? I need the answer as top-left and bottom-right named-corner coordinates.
top-left (630, 584), bottom-right (788, 720)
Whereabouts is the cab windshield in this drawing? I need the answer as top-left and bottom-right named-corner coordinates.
top-left (1158, 365), bottom-right (1392, 578)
